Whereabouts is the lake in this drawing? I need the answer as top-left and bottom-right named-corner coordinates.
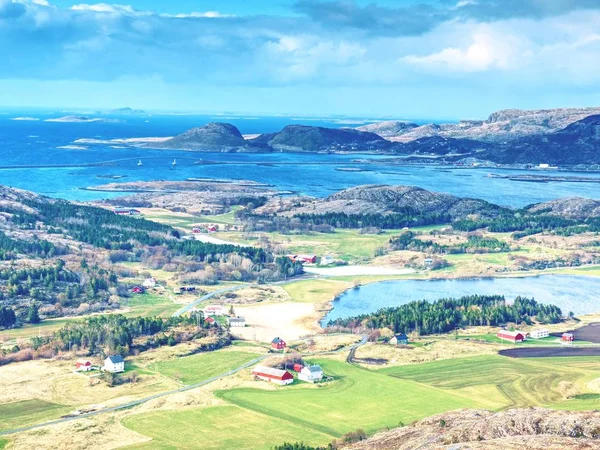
top-left (1, 112), bottom-right (599, 205)
top-left (323, 275), bottom-right (600, 324)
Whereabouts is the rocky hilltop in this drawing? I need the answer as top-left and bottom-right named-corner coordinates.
top-left (152, 122), bottom-right (250, 151)
top-left (361, 107), bottom-right (600, 143)
top-left (526, 197), bottom-right (600, 220)
top-left (257, 185), bottom-right (508, 219)
top-left (342, 408), bottom-right (600, 450)
top-left (250, 124), bottom-right (392, 152)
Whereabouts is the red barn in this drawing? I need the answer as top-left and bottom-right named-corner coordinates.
top-left (562, 332), bottom-right (574, 342)
top-left (75, 359), bottom-right (92, 371)
top-left (293, 363), bottom-right (304, 372)
top-left (271, 337), bottom-right (287, 350)
top-left (496, 330), bottom-right (525, 343)
top-left (298, 254), bottom-right (317, 264)
top-left (252, 366), bottom-right (294, 385)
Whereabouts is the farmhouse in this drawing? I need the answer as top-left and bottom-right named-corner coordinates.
top-left (114, 208), bottom-right (141, 216)
top-left (75, 359), bottom-right (92, 372)
top-left (287, 254), bottom-right (318, 264)
top-left (103, 355), bottom-right (125, 373)
top-left (142, 277), bottom-right (157, 289)
top-left (530, 329), bottom-right (550, 339)
top-left (496, 330), bottom-right (526, 343)
top-left (271, 337), bottom-right (287, 351)
top-left (203, 305), bottom-right (226, 316)
top-left (389, 333), bottom-right (409, 345)
top-left (562, 332), bottom-right (574, 342)
top-left (298, 365), bottom-right (323, 383)
top-left (252, 366), bottom-right (294, 385)
top-left (228, 316), bottom-right (246, 327)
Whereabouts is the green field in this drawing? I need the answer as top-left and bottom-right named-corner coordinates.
top-left (123, 405), bottom-right (333, 450)
top-left (149, 350), bottom-right (261, 385)
top-left (383, 355), bottom-right (600, 410)
top-left (0, 438), bottom-right (7, 449)
top-left (217, 359), bottom-right (483, 437)
top-left (0, 399), bottom-right (70, 432)
top-left (283, 279), bottom-right (352, 304)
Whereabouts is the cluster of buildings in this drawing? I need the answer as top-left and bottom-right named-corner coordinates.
top-left (192, 225), bottom-right (218, 234)
top-left (496, 328), bottom-right (575, 343)
top-left (113, 208), bottom-right (141, 216)
top-left (74, 355), bottom-right (125, 373)
top-left (201, 304), bottom-right (246, 328)
top-left (252, 363), bottom-right (324, 386)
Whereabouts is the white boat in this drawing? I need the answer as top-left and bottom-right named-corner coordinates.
top-left (137, 160), bottom-right (143, 166)
top-left (172, 159), bottom-right (177, 166)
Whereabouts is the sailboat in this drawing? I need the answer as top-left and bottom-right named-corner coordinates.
top-left (172, 159), bottom-right (177, 168)
top-left (137, 160), bottom-right (143, 166)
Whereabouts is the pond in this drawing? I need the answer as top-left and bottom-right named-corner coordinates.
top-left (322, 275), bottom-right (600, 325)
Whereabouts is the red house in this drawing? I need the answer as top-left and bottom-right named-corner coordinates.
top-left (75, 359), bottom-right (92, 371)
top-left (205, 317), bottom-right (216, 325)
top-left (192, 227), bottom-right (202, 234)
top-left (271, 337), bottom-right (287, 350)
top-left (293, 363), bottom-right (304, 372)
top-left (207, 225), bottom-right (218, 233)
top-left (496, 330), bottom-right (525, 343)
top-left (562, 332), bottom-right (574, 342)
top-left (132, 286), bottom-right (144, 294)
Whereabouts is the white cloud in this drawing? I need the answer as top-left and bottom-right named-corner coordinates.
top-left (403, 32), bottom-right (521, 72)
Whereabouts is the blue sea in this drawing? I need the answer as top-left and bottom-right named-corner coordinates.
top-left (0, 110), bottom-right (599, 206)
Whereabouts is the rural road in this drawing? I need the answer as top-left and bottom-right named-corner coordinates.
top-left (0, 333), bottom-right (365, 437)
top-left (0, 354), bottom-right (268, 437)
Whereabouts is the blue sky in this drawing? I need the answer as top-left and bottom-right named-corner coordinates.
top-left (1, 0), bottom-right (600, 119)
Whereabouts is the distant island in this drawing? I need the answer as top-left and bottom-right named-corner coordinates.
top-left (73, 106), bottom-right (600, 167)
top-left (46, 115), bottom-right (121, 123)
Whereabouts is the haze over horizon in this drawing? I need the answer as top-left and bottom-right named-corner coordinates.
top-left (1, 0), bottom-right (600, 119)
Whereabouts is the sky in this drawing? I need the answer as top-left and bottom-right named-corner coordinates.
top-left (1, 0), bottom-right (600, 119)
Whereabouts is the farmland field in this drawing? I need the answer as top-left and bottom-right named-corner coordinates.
top-left (149, 350), bottom-right (262, 385)
top-left (123, 405), bottom-right (334, 450)
top-left (216, 359), bottom-right (484, 437)
top-left (0, 400), bottom-right (70, 432)
top-left (383, 355), bottom-right (600, 410)
top-left (283, 279), bottom-right (352, 304)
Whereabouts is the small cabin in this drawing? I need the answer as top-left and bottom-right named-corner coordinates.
top-left (562, 332), bottom-right (574, 342)
top-left (389, 333), bottom-right (409, 346)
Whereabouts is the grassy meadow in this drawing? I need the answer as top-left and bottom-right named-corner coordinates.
top-left (149, 351), bottom-right (261, 385)
top-left (0, 399), bottom-right (70, 432)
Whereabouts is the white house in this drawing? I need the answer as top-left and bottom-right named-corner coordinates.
top-left (142, 277), bottom-right (157, 289)
top-left (320, 255), bottom-right (334, 266)
top-left (202, 305), bottom-right (226, 317)
top-left (298, 365), bottom-right (323, 383)
top-left (228, 316), bottom-right (246, 327)
top-left (103, 355), bottom-right (125, 373)
top-left (530, 329), bottom-right (550, 339)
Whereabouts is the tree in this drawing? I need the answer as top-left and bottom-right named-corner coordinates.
top-left (27, 302), bottom-right (41, 324)
top-left (228, 305), bottom-right (236, 317)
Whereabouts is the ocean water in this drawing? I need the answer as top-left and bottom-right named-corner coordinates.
top-left (323, 275), bottom-right (600, 323)
top-left (0, 112), bottom-right (599, 205)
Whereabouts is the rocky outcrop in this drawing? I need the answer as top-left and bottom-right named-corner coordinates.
top-left (265, 185), bottom-right (507, 219)
top-left (152, 122), bottom-right (250, 151)
top-left (343, 408), bottom-right (600, 450)
top-left (365, 107), bottom-right (600, 143)
top-left (356, 121), bottom-right (419, 137)
top-left (526, 198), bottom-right (600, 220)
top-left (249, 124), bottom-right (393, 152)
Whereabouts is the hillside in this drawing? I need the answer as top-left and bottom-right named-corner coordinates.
top-left (248, 124), bottom-right (394, 152)
top-left (526, 197), bottom-right (600, 219)
top-left (151, 122), bottom-right (250, 151)
top-left (343, 408), bottom-right (600, 450)
top-left (258, 185), bottom-right (508, 220)
top-left (364, 107), bottom-right (600, 143)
